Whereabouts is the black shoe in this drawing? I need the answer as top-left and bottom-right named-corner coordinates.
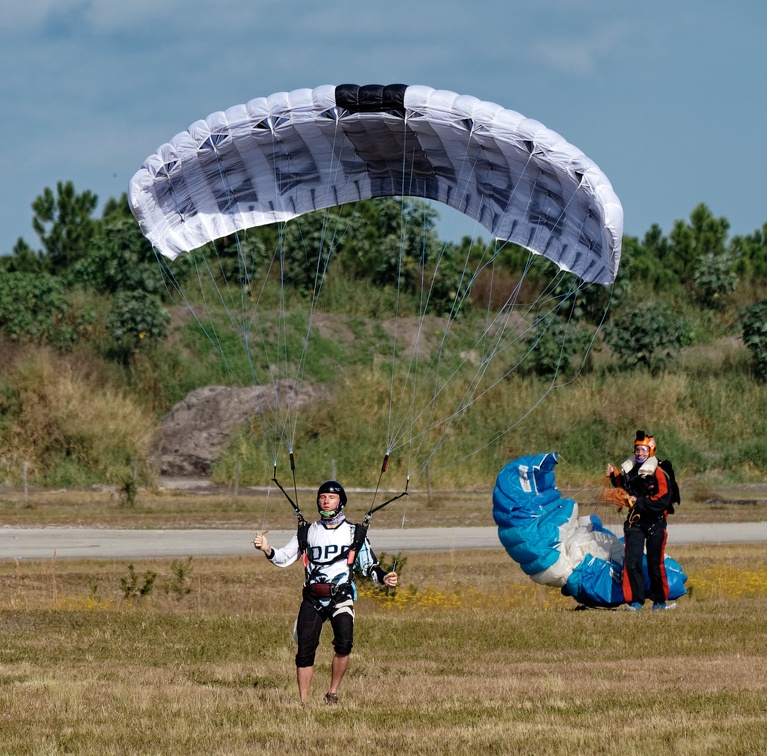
top-left (324, 692), bottom-right (339, 705)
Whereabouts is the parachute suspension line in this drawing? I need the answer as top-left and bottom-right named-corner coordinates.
top-left (204, 244), bottom-right (263, 391)
top-left (285, 202), bottom-right (349, 447)
top-left (382, 166), bottom-right (417, 487)
top-left (530, 276), bottom-right (612, 395)
top-left (157, 240), bottom-right (287, 480)
top-left (394, 248), bottom-right (532, 479)
top-left (396, 215), bottom-right (467, 480)
top-left (275, 120), bottom-right (363, 459)
top-left (211, 158), bottom-right (254, 338)
top-left (402, 245), bottom-right (516, 467)
top-left (420, 274), bottom-right (613, 478)
top-left (289, 449), bottom-right (300, 511)
top-left (240, 236), bottom-right (294, 468)
top-left (275, 225), bottom-right (297, 454)
top-left (271, 454), bottom-right (308, 527)
top-left (387, 255), bottom-right (584, 482)
top-left (363, 451), bottom-right (409, 526)
top-left (367, 452), bottom-right (390, 516)
top-left (200, 154), bottom-right (271, 398)
top-left (259, 471), bottom-right (280, 533)
top-left (388, 219), bottom-right (523, 455)
top-left (531, 231), bottom-right (617, 393)
top-left (152, 249), bottom-right (235, 379)
top-left (385, 132), bottom-right (487, 480)
top-left (398, 133), bottom-right (423, 484)
top-left (215, 148), bottom-right (292, 464)
top-left (386, 244), bottom-right (538, 458)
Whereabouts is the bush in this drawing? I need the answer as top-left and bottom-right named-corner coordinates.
top-left (106, 290), bottom-right (170, 362)
top-left (741, 300), bottom-right (767, 381)
top-left (519, 315), bottom-right (593, 379)
top-left (605, 302), bottom-right (691, 374)
top-left (0, 272), bottom-right (95, 348)
top-left (120, 564), bottom-right (157, 599)
top-left (692, 251), bottom-right (738, 310)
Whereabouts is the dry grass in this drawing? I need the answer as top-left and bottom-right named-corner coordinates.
top-left (0, 349), bottom-right (155, 487)
top-left (1, 547), bottom-right (766, 754)
top-left (2, 485), bottom-right (767, 530)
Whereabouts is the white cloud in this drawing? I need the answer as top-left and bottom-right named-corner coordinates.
top-left (0, 0), bottom-right (279, 34)
top-left (531, 21), bottom-right (630, 76)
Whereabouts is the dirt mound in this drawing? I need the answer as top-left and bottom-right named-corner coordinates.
top-left (152, 382), bottom-right (323, 476)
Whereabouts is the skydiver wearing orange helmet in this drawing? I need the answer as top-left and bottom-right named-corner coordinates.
top-left (606, 430), bottom-right (676, 611)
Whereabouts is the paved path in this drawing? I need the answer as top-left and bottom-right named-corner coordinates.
top-left (2, 522), bottom-right (767, 561)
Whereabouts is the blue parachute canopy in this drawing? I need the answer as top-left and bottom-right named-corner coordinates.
top-left (492, 452), bottom-right (687, 608)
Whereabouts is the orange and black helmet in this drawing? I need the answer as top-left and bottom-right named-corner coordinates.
top-left (634, 430), bottom-right (657, 456)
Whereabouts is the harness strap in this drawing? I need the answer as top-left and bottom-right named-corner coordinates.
top-left (346, 522), bottom-right (369, 566)
top-left (297, 520), bottom-right (310, 567)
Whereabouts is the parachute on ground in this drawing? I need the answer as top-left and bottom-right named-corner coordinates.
top-left (493, 453), bottom-right (687, 608)
top-left (128, 84), bottom-right (624, 489)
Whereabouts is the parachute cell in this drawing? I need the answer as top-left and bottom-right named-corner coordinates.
top-left (493, 453), bottom-right (687, 608)
top-left (129, 84), bottom-right (622, 285)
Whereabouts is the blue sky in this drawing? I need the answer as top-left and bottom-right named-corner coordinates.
top-left (1, 0), bottom-right (764, 256)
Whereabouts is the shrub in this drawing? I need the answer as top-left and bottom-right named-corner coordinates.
top-left (741, 300), bottom-right (767, 380)
top-left (0, 272), bottom-right (95, 348)
top-left (692, 251), bottom-right (738, 310)
top-left (106, 290), bottom-right (170, 362)
top-left (519, 315), bottom-right (593, 379)
top-left (0, 349), bottom-right (155, 486)
top-left (167, 557), bottom-right (194, 601)
top-left (605, 302), bottom-right (691, 374)
top-left (120, 564), bottom-right (157, 599)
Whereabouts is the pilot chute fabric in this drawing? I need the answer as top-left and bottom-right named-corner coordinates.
top-left (129, 84), bottom-right (622, 285)
top-left (493, 453), bottom-right (687, 608)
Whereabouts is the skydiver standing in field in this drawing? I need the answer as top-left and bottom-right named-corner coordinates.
top-left (253, 480), bottom-right (398, 705)
top-left (606, 431), bottom-right (677, 611)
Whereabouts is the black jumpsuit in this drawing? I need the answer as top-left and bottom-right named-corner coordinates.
top-left (611, 462), bottom-right (672, 605)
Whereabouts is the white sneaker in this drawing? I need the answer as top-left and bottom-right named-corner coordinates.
top-left (651, 601), bottom-right (677, 611)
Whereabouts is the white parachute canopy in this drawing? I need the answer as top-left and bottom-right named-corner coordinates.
top-left (128, 84), bottom-right (624, 485)
top-left (129, 84), bottom-right (622, 286)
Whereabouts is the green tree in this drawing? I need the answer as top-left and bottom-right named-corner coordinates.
top-left (340, 198), bottom-right (462, 314)
top-left (620, 225), bottom-right (676, 291)
top-left (667, 203), bottom-right (729, 286)
top-left (30, 181), bottom-right (99, 273)
top-left (67, 194), bottom-right (162, 295)
top-left (730, 224), bottom-right (767, 281)
top-left (520, 314), bottom-right (593, 379)
top-left (692, 249), bottom-right (738, 310)
top-left (2, 238), bottom-right (46, 274)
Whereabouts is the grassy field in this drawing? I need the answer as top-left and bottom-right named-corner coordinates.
top-left (3, 483), bottom-right (767, 530)
top-left (1, 543), bottom-right (766, 754)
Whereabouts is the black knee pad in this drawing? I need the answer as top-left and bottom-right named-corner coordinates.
top-left (295, 651), bottom-right (316, 668)
top-left (330, 609), bottom-right (354, 656)
top-left (332, 637), bottom-right (353, 656)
